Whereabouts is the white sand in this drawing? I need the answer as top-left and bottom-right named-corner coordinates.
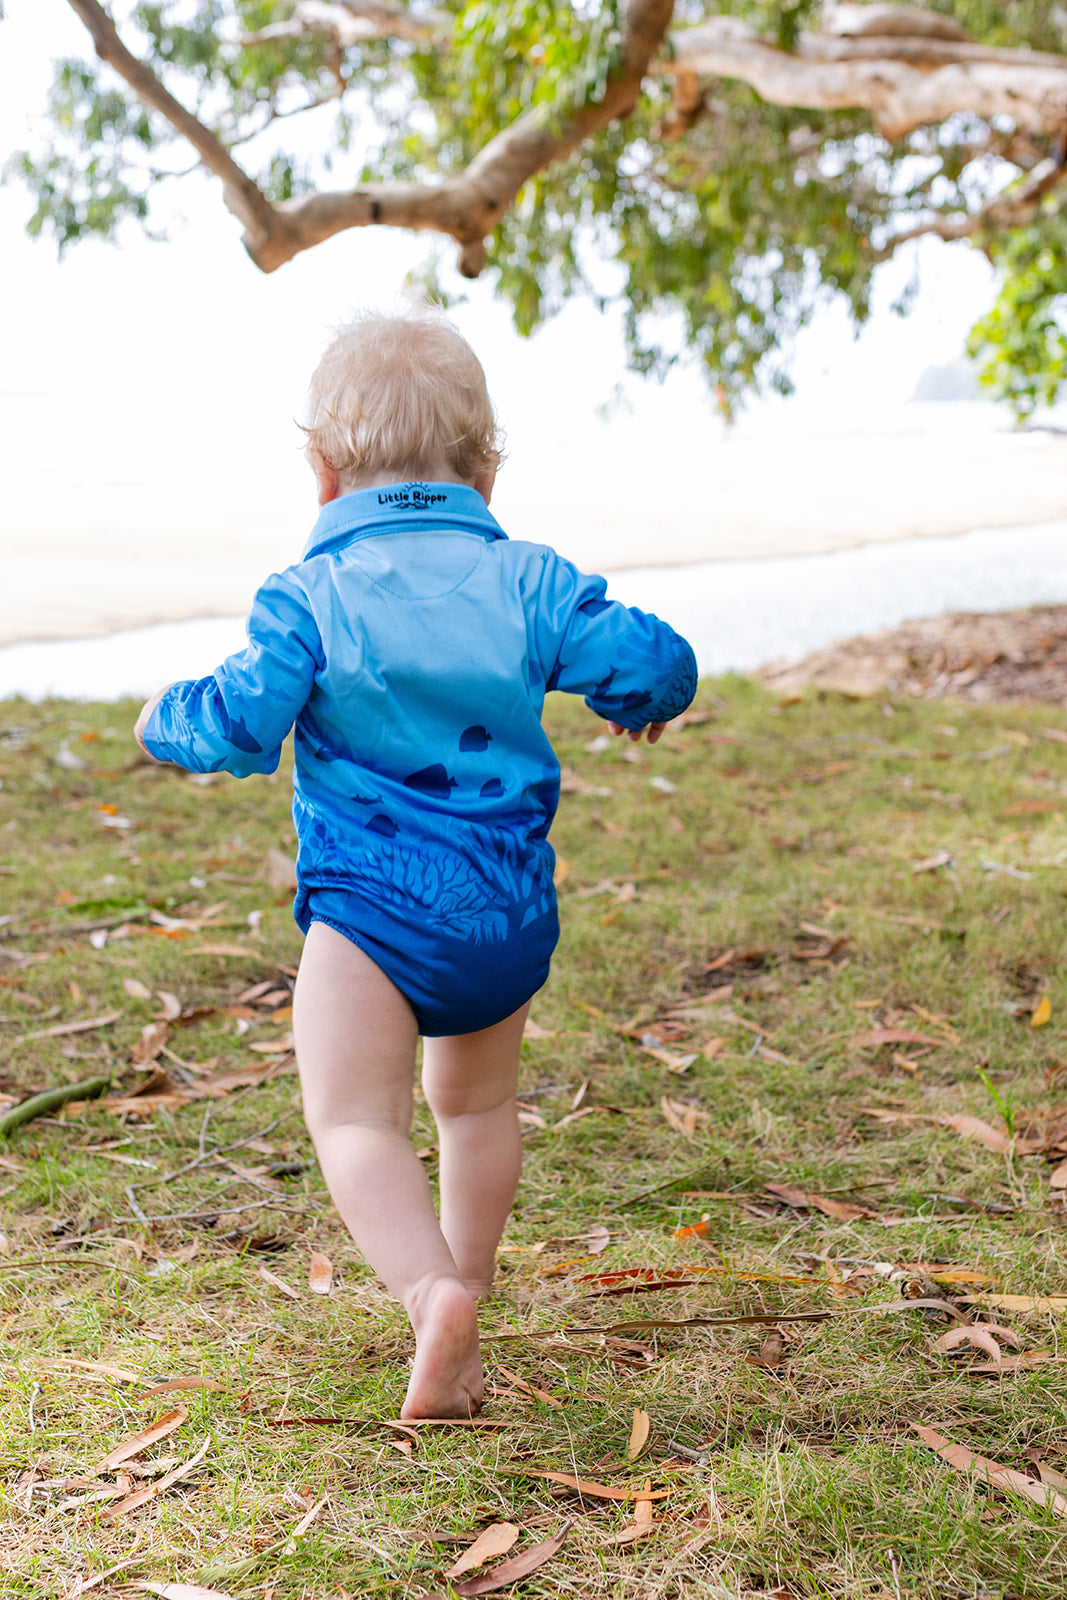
top-left (4, 516), bottom-right (1067, 702)
top-left (4, 398), bottom-right (1064, 648)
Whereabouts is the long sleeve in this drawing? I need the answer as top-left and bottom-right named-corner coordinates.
top-left (141, 571), bottom-right (323, 778)
top-left (531, 549), bottom-right (697, 730)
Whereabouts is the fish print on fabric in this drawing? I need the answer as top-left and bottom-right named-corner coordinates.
top-left (404, 764), bottom-right (458, 798)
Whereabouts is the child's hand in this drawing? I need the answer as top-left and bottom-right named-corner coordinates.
top-left (134, 687), bottom-right (169, 761)
top-left (607, 721), bottom-right (667, 745)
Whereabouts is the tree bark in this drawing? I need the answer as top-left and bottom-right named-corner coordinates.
top-left (668, 17), bottom-right (1067, 143)
top-left (64, 0), bottom-right (675, 275)
top-left (62, 1), bottom-right (1067, 274)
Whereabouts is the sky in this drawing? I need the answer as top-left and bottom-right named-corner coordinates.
top-left (2, 0), bottom-right (1058, 649)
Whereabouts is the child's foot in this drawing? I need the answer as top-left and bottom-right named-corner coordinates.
top-left (402, 1275), bottom-right (483, 1420)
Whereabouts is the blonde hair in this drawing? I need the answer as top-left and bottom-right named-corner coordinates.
top-left (304, 313), bottom-right (502, 487)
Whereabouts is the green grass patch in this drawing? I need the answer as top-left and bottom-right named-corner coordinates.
top-left (1, 682), bottom-right (1067, 1596)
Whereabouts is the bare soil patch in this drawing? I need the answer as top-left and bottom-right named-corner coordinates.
top-left (761, 604), bottom-right (1067, 704)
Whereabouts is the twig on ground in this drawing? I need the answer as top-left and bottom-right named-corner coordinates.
top-left (0, 1074), bottom-right (112, 1139)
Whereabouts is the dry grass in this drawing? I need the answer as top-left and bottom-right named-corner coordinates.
top-left (1, 681), bottom-right (1066, 1597)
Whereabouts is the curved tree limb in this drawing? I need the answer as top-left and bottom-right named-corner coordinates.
top-left (60, 1), bottom-right (1067, 276)
top-left (64, 0), bottom-right (675, 275)
top-left (65, 0), bottom-right (278, 249)
top-left (243, 0), bottom-right (449, 50)
top-left (876, 155), bottom-right (1067, 260)
top-left (667, 16), bottom-right (1067, 143)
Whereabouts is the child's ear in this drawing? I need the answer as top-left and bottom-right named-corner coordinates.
top-left (308, 448), bottom-right (341, 507)
top-left (473, 466), bottom-right (496, 507)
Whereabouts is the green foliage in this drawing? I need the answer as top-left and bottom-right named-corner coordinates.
top-left (5, 1), bottom-right (1066, 413)
top-left (968, 221), bottom-right (1067, 418)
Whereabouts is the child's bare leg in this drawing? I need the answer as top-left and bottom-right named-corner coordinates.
top-left (293, 922), bottom-right (481, 1420)
top-left (421, 1002), bottom-right (529, 1299)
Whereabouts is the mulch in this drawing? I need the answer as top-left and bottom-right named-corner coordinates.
top-left (760, 604), bottom-right (1067, 705)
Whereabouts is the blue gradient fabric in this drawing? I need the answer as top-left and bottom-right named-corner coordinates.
top-left (143, 481), bottom-right (697, 1033)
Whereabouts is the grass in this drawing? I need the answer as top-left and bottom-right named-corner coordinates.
top-left (1, 678), bottom-right (1067, 1597)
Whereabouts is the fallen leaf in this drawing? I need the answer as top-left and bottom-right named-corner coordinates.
top-left (847, 1029), bottom-right (949, 1051)
top-left (16, 1011), bottom-right (122, 1045)
top-left (966, 1293), bottom-right (1067, 1315)
top-left (195, 1064), bottom-right (279, 1097)
top-left (67, 1556), bottom-right (144, 1595)
top-left (552, 1105), bottom-right (600, 1131)
top-left (628, 1406), bottom-right (651, 1461)
top-left (1050, 1157), bottom-right (1067, 1189)
top-left (610, 1479), bottom-right (658, 1545)
top-left (94, 1406), bottom-right (188, 1474)
top-left (1032, 995), bottom-right (1052, 1029)
top-left (912, 851), bottom-right (953, 874)
top-left (764, 1182), bottom-right (878, 1222)
top-left (141, 1377), bottom-right (224, 1397)
top-left (753, 1326), bottom-right (788, 1368)
top-left (131, 1021), bottom-right (171, 1065)
top-left (660, 1095), bottom-right (693, 1136)
top-left (671, 1218), bottom-right (709, 1239)
top-left (122, 978), bottom-right (152, 1001)
top-left (1031, 1458), bottom-right (1067, 1494)
top-left (493, 1362), bottom-right (561, 1407)
top-left (258, 1265), bottom-right (300, 1301)
top-left (451, 1526), bottom-right (570, 1597)
top-left (643, 1047), bottom-right (698, 1072)
top-left (517, 1469), bottom-right (668, 1503)
top-left (701, 1037), bottom-right (727, 1061)
top-left (552, 858), bottom-right (569, 887)
top-left (445, 1523), bottom-right (521, 1580)
top-left (100, 1435), bottom-right (211, 1520)
top-left (1001, 799), bottom-right (1061, 816)
top-left (586, 1224), bottom-right (611, 1255)
top-left (284, 1492), bottom-right (328, 1551)
top-left (308, 1250), bottom-right (334, 1294)
top-left (40, 1357), bottom-right (144, 1384)
top-left (970, 1350), bottom-right (1063, 1375)
top-left (923, 1268), bottom-right (998, 1286)
top-left (935, 1326), bottom-right (1018, 1366)
top-left (522, 1018), bottom-right (553, 1040)
top-left (911, 1424), bottom-right (1067, 1518)
top-left (939, 1114), bottom-right (1013, 1154)
top-left (705, 949), bottom-right (735, 973)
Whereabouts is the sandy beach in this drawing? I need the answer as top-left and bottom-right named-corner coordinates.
top-left (3, 397), bottom-right (1064, 649)
top-left (3, 514), bottom-right (1065, 703)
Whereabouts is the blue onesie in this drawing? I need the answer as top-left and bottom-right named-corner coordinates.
top-left (143, 482), bottom-right (698, 1035)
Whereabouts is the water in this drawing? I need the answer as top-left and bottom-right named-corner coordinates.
top-left (1, 518), bottom-right (1065, 701)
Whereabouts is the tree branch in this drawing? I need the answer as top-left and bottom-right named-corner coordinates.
top-left (250, 0), bottom-right (675, 273)
top-left (65, 0), bottom-right (279, 246)
top-left (875, 155), bottom-right (1067, 259)
top-left (667, 15), bottom-right (1067, 143)
top-left (65, 0), bottom-right (674, 274)
top-left (243, 0), bottom-right (448, 51)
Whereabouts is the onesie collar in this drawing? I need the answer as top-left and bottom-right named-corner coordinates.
top-left (302, 481), bottom-right (507, 560)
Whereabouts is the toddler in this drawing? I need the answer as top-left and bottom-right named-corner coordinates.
top-left (136, 314), bottom-right (697, 1419)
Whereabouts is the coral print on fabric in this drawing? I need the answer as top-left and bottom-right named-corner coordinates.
top-left (142, 481), bottom-right (697, 1031)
